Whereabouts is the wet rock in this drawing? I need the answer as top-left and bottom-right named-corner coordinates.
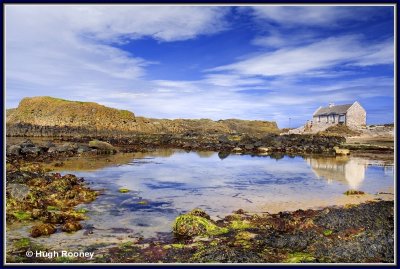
top-left (6, 183), bottom-right (30, 201)
top-left (20, 146), bottom-right (41, 155)
top-left (244, 144), bottom-right (255, 150)
top-left (77, 145), bottom-right (91, 153)
top-left (173, 212), bottom-right (228, 237)
top-left (191, 245), bottom-right (261, 263)
top-left (218, 135), bottom-right (230, 144)
top-left (218, 152), bottom-right (230, 160)
top-left (88, 140), bottom-right (116, 153)
top-left (333, 146), bottom-right (350, 155)
top-left (189, 208), bottom-right (211, 220)
top-left (62, 221), bottom-right (82, 233)
top-left (257, 147), bottom-right (270, 153)
top-left (55, 143), bottom-right (78, 153)
top-left (20, 139), bottom-right (35, 148)
top-left (30, 223), bottom-right (56, 237)
top-left (344, 190), bottom-right (365, 195)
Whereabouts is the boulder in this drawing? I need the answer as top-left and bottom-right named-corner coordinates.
top-left (20, 146), bottom-right (41, 155)
top-left (6, 183), bottom-right (30, 201)
top-left (257, 147), bottom-right (270, 153)
top-left (88, 140), bottom-right (116, 153)
top-left (173, 210), bottom-right (228, 237)
top-left (30, 223), bottom-right (56, 238)
top-left (333, 146), bottom-right (350, 155)
top-left (7, 145), bottom-right (21, 156)
top-left (62, 221), bottom-right (82, 233)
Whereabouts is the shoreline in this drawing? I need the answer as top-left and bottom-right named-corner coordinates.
top-left (5, 137), bottom-right (395, 263)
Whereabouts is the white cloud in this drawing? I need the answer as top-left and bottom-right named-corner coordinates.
top-left (251, 30), bottom-right (318, 48)
top-left (247, 6), bottom-right (368, 27)
top-left (5, 5), bottom-right (229, 107)
top-left (211, 35), bottom-right (393, 77)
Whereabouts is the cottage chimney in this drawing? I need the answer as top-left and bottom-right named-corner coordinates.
top-left (328, 103), bottom-right (335, 108)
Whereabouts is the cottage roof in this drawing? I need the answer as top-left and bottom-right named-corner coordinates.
top-left (313, 103), bottom-right (353, 116)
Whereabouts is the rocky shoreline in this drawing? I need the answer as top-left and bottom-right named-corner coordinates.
top-left (7, 200), bottom-right (394, 263)
top-left (5, 137), bottom-right (395, 264)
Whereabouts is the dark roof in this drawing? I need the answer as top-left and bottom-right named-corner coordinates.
top-left (313, 103), bottom-right (353, 116)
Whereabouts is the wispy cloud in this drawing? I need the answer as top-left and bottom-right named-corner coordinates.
top-left (246, 6), bottom-right (371, 27)
top-left (211, 35), bottom-right (393, 77)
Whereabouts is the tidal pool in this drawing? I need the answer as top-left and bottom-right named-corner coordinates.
top-left (8, 149), bottom-right (394, 251)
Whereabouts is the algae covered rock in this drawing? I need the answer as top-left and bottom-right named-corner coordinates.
top-left (173, 209), bottom-right (228, 237)
top-left (30, 223), bottom-right (56, 237)
top-left (88, 140), bottom-right (116, 153)
top-left (62, 221), bottom-right (82, 233)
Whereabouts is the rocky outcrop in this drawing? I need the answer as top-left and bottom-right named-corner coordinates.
top-left (6, 96), bottom-right (279, 137)
top-left (7, 96), bottom-right (137, 133)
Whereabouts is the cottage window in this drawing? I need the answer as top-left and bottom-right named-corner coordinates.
top-left (318, 116), bottom-right (320, 122)
top-left (326, 116), bottom-right (328, 123)
top-left (332, 115), bottom-right (335, 123)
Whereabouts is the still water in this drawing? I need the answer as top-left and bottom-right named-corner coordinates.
top-left (8, 149), bottom-right (394, 249)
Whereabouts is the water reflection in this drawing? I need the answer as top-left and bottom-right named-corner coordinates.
top-left (12, 149), bottom-right (393, 250)
top-left (306, 156), bottom-right (368, 189)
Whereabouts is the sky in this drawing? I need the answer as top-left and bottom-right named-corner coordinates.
top-left (5, 5), bottom-right (394, 128)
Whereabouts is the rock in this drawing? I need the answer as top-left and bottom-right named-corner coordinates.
top-left (20, 146), bottom-right (41, 155)
top-left (189, 208), bottom-right (211, 220)
top-left (30, 223), bottom-right (57, 237)
top-left (218, 152), bottom-right (230, 160)
top-left (119, 188), bottom-right (130, 193)
top-left (62, 221), bottom-right (82, 233)
top-left (6, 183), bottom-right (30, 201)
top-left (173, 212), bottom-right (228, 237)
top-left (47, 146), bottom-right (57, 153)
top-left (257, 147), bottom-right (270, 153)
top-left (77, 145), bottom-right (90, 153)
top-left (7, 145), bottom-right (21, 156)
top-left (244, 144), bottom-right (254, 150)
top-left (55, 143), bottom-right (78, 153)
top-left (218, 135), bottom-right (230, 144)
top-left (20, 139), bottom-right (35, 148)
top-left (333, 146), bottom-right (350, 155)
top-left (232, 147), bottom-right (242, 152)
top-left (344, 190), bottom-right (365, 195)
top-left (88, 140), bottom-right (116, 153)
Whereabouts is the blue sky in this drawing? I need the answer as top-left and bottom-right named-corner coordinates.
top-left (6, 5), bottom-right (394, 127)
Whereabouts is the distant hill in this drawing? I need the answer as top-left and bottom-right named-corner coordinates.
top-left (6, 96), bottom-right (279, 136)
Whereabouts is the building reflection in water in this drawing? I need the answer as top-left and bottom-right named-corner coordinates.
top-left (305, 156), bottom-right (368, 189)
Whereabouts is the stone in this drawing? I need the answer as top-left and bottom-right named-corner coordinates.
top-left (173, 213), bottom-right (228, 237)
top-left (333, 146), bottom-right (350, 155)
top-left (232, 147), bottom-right (243, 152)
top-left (77, 145), bottom-right (90, 153)
top-left (20, 146), bottom-right (41, 155)
top-left (257, 147), bottom-right (270, 153)
top-left (62, 221), bottom-right (82, 233)
top-left (88, 140), bottom-right (116, 152)
top-left (30, 223), bottom-right (57, 238)
top-left (7, 145), bottom-right (21, 156)
top-left (7, 183), bottom-right (30, 201)
top-left (244, 144), bottom-right (255, 150)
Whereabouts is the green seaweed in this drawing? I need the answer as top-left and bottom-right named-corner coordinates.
top-left (14, 238), bottom-right (31, 249)
top-left (284, 252), bottom-right (316, 263)
top-left (12, 211), bottom-right (31, 221)
top-left (119, 188), bottom-right (130, 193)
top-left (173, 214), bottom-right (229, 237)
